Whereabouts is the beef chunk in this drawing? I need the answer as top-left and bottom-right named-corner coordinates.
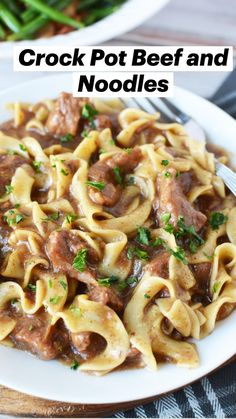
top-left (89, 286), bottom-right (124, 313)
top-left (0, 154), bottom-right (27, 196)
top-left (144, 251), bottom-right (170, 279)
top-left (46, 230), bottom-right (98, 285)
top-left (94, 114), bottom-right (112, 131)
top-left (191, 262), bottom-right (211, 283)
top-left (10, 313), bottom-right (67, 360)
top-left (88, 147), bottom-right (142, 207)
top-left (154, 168), bottom-right (206, 232)
top-left (70, 331), bottom-right (106, 359)
top-left (71, 331), bottom-right (91, 353)
top-left (46, 92), bottom-right (87, 137)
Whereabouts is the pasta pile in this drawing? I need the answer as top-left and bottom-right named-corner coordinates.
top-left (0, 95), bottom-right (235, 374)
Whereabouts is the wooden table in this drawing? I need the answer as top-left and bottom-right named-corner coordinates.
top-left (0, 0), bottom-right (236, 416)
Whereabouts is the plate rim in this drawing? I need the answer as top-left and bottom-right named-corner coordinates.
top-left (0, 73), bottom-right (235, 404)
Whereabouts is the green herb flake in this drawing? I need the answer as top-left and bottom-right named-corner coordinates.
top-left (124, 148), bottom-right (132, 154)
top-left (19, 143), bottom-right (27, 151)
top-left (59, 278), bottom-right (67, 291)
top-left (203, 251), bottom-right (214, 261)
top-left (42, 212), bottom-right (60, 222)
top-left (164, 171), bottom-right (171, 178)
top-left (136, 227), bottom-right (151, 246)
top-left (82, 130), bottom-right (89, 138)
top-left (86, 180), bottom-right (105, 191)
top-left (127, 176), bottom-right (135, 185)
top-left (70, 360), bottom-right (79, 370)
top-left (117, 280), bottom-right (128, 292)
top-left (48, 279), bottom-right (53, 289)
top-left (69, 305), bottom-right (81, 316)
top-left (82, 104), bottom-right (98, 127)
top-left (127, 247), bottom-right (134, 260)
top-left (98, 276), bottom-right (118, 287)
top-left (168, 246), bottom-right (188, 265)
top-left (110, 139), bottom-right (115, 145)
top-left (61, 168), bottom-right (69, 176)
top-left (15, 214), bottom-right (24, 224)
top-left (151, 237), bottom-right (164, 247)
top-left (14, 203), bottom-right (20, 209)
top-left (113, 166), bottom-right (122, 185)
top-left (134, 248), bottom-right (149, 261)
top-left (73, 248), bottom-right (88, 272)
top-left (60, 133), bottom-right (73, 143)
top-left (144, 293), bottom-right (151, 299)
top-left (49, 296), bottom-right (62, 305)
top-left (212, 282), bottom-right (221, 294)
top-left (209, 212), bottom-right (228, 230)
top-left (5, 184), bottom-right (13, 195)
top-left (27, 283), bottom-right (36, 292)
top-left (32, 161), bottom-right (42, 173)
top-left (127, 276), bottom-right (138, 285)
top-left (176, 171), bottom-right (181, 178)
top-left (161, 213), bottom-right (171, 224)
top-left (161, 159), bottom-right (169, 166)
top-left (65, 214), bottom-right (78, 224)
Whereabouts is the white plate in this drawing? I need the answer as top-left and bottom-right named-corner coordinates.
top-left (0, 74), bottom-right (235, 404)
top-left (0, 0), bottom-right (170, 59)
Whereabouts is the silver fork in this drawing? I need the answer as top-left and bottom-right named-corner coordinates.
top-left (121, 97), bottom-right (236, 196)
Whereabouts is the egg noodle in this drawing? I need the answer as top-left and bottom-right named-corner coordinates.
top-left (0, 94), bottom-right (235, 374)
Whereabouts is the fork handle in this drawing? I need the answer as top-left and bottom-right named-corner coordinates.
top-left (162, 98), bottom-right (191, 124)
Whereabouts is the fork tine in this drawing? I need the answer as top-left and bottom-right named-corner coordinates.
top-left (161, 98), bottom-right (191, 124)
top-left (132, 97), bottom-right (157, 114)
top-left (215, 162), bottom-right (236, 196)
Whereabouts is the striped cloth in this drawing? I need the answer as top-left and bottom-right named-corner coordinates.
top-left (112, 69), bottom-right (236, 419)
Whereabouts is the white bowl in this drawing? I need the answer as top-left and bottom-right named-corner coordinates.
top-left (0, 0), bottom-right (170, 59)
top-left (0, 74), bottom-right (235, 404)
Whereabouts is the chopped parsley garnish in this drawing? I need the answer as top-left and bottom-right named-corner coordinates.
top-left (117, 280), bottom-right (128, 292)
top-left (82, 130), bottom-right (89, 138)
top-left (19, 143), bottom-right (26, 151)
top-left (110, 139), bottom-right (115, 145)
top-left (144, 293), bottom-right (151, 299)
top-left (14, 203), bottom-right (20, 209)
top-left (161, 212), bottom-right (174, 234)
top-left (164, 171), bottom-right (171, 178)
top-left (136, 227), bottom-right (151, 246)
top-left (59, 278), bottom-right (67, 290)
top-left (86, 180), bottom-right (105, 191)
top-left (70, 360), bottom-right (79, 370)
top-left (65, 214), bottom-right (78, 224)
top-left (97, 276), bottom-right (118, 287)
top-left (27, 283), bottom-right (36, 292)
top-left (3, 212), bottom-right (24, 227)
top-left (151, 237), bottom-right (164, 247)
top-left (127, 247), bottom-right (134, 260)
top-left (209, 212), bottom-right (228, 230)
top-left (69, 305), bottom-right (81, 316)
top-left (161, 159), bottom-right (169, 166)
top-left (176, 216), bottom-right (204, 253)
top-left (127, 176), bottom-right (135, 185)
top-left (176, 171), bottom-right (181, 178)
top-left (168, 246), bottom-right (188, 265)
top-left (134, 247), bottom-right (149, 261)
top-left (113, 166), bottom-right (122, 185)
top-left (82, 103), bottom-right (98, 128)
top-left (127, 276), bottom-right (138, 285)
top-left (49, 296), bottom-right (62, 305)
top-left (32, 161), bottom-right (42, 173)
top-left (48, 279), bottom-right (53, 288)
top-left (8, 149), bottom-right (17, 155)
top-left (73, 248), bottom-right (88, 272)
top-left (212, 282), bottom-right (220, 294)
top-left (61, 168), bottom-right (69, 176)
top-left (60, 133), bottom-right (73, 143)
top-left (203, 251), bottom-right (214, 261)
top-left (42, 212), bottom-right (60, 222)
top-left (5, 184), bottom-right (13, 195)
top-left (124, 148), bottom-right (132, 154)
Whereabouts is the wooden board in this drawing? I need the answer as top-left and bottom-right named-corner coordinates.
top-left (0, 356), bottom-right (235, 417)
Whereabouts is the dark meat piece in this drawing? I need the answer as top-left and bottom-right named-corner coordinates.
top-left (89, 286), bottom-right (124, 313)
top-left (154, 168), bottom-right (207, 232)
top-left (94, 114), bottom-right (112, 131)
top-left (46, 92), bottom-right (87, 137)
top-left (178, 171), bottom-right (196, 195)
top-left (46, 230), bottom-right (99, 285)
top-left (190, 262), bottom-right (212, 306)
top-left (191, 262), bottom-right (211, 283)
top-left (88, 147), bottom-right (142, 207)
top-left (71, 331), bottom-right (106, 359)
top-left (10, 313), bottom-right (68, 360)
top-left (144, 251), bottom-right (170, 279)
top-left (0, 154), bottom-right (27, 196)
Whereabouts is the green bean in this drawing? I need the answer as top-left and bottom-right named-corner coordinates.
top-left (0, 5), bottom-right (21, 33)
top-left (0, 22), bottom-right (6, 39)
top-left (1, 0), bottom-right (21, 17)
top-left (22, 8), bottom-right (38, 23)
top-left (7, 14), bottom-right (49, 41)
top-left (22, 0), bottom-right (83, 29)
